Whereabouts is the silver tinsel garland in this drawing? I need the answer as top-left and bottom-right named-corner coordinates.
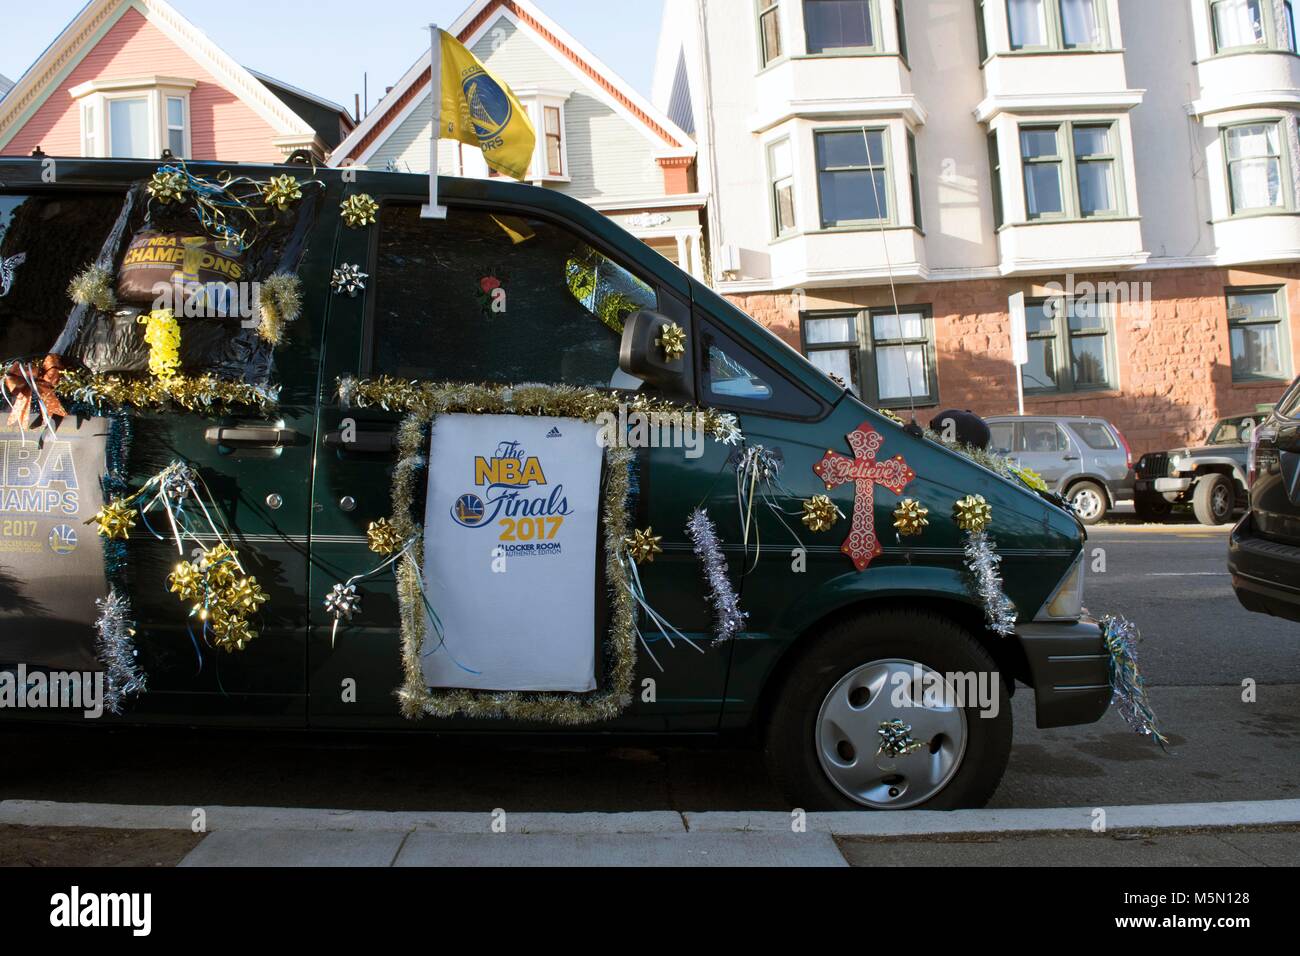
top-left (962, 529), bottom-right (1017, 637)
top-left (93, 588), bottom-right (147, 715)
top-left (686, 507), bottom-right (747, 645)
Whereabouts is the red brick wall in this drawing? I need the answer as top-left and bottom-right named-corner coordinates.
top-left (727, 264), bottom-right (1300, 456)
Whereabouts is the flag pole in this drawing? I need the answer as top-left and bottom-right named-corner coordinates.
top-left (421, 22), bottom-right (448, 220)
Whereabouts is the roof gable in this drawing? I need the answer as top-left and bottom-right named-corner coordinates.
top-left (0, 0), bottom-right (316, 152)
top-left (330, 0), bottom-right (693, 167)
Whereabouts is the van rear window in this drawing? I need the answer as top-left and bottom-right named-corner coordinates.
top-left (367, 204), bottom-right (657, 387)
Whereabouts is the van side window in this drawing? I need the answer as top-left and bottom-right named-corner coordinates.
top-left (989, 423), bottom-right (1014, 453)
top-left (0, 193), bottom-right (124, 360)
top-left (367, 204), bottom-right (657, 387)
top-left (1074, 422), bottom-right (1117, 450)
top-left (698, 320), bottom-right (822, 418)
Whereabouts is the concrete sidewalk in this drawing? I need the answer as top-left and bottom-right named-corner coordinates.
top-left (3, 798), bottom-right (1298, 866)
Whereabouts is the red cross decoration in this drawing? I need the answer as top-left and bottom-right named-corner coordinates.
top-left (813, 423), bottom-right (915, 571)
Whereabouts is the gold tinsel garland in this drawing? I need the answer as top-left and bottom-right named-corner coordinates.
top-left (255, 272), bottom-right (303, 346)
top-left (68, 264), bottom-right (117, 313)
top-left (338, 376), bottom-right (742, 445)
top-left (57, 369), bottom-right (278, 414)
top-left (390, 384), bottom-right (639, 724)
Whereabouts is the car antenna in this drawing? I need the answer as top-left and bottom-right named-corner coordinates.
top-left (862, 126), bottom-right (920, 431)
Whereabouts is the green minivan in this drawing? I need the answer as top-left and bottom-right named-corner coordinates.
top-left (0, 157), bottom-right (1111, 810)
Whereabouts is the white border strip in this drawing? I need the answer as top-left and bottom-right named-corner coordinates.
top-left (3, 799), bottom-right (1299, 836)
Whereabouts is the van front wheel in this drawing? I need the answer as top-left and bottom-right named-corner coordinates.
top-left (765, 611), bottom-right (1012, 810)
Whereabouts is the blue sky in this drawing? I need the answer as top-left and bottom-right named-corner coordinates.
top-left (1, 0), bottom-right (666, 111)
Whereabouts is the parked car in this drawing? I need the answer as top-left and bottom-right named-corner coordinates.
top-left (0, 157), bottom-right (1113, 811)
top-left (1134, 413), bottom-right (1269, 525)
top-left (985, 416), bottom-right (1135, 525)
top-left (1229, 377), bottom-right (1300, 623)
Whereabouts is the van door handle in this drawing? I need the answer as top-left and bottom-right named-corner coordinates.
top-left (204, 425), bottom-right (300, 448)
top-left (323, 428), bottom-right (396, 454)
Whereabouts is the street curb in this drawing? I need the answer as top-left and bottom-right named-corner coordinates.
top-left (3, 798), bottom-right (1299, 836)
top-left (686, 799), bottom-right (1300, 835)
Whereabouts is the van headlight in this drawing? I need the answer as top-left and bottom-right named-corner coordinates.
top-left (1035, 554), bottom-right (1085, 622)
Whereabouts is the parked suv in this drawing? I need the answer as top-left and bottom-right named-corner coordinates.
top-left (1229, 378), bottom-right (1300, 622)
top-left (986, 416), bottom-right (1134, 525)
top-left (1134, 413), bottom-right (1267, 525)
top-left (0, 157), bottom-right (1114, 811)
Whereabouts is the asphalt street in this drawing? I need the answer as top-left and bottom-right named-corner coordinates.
top-left (1, 523), bottom-right (1296, 814)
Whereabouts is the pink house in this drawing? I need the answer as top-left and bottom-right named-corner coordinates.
top-left (0, 0), bottom-right (353, 163)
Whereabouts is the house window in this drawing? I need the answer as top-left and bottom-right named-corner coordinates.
top-left (896, 0), bottom-right (909, 60)
top-left (1072, 124), bottom-right (1118, 216)
top-left (907, 129), bottom-right (923, 229)
top-left (82, 102), bottom-right (97, 157)
top-left (802, 307), bottom-right (939, 407)
top-left (544, 106), bottom-right (563, 176)
top-left (1224, 121), bottom-right (1290, 213)
top-left (975, 0), bottom-right (990, 60)
top-left (108, 97), bottom-right (150, 158)
top-left (988, 130), bottom-right (1005, 228)
top-left (759, 0), bottom-right (784, 65)
top-left (768, 138), bottom-right (798, 236)
top-left (1007, 0), bottom-right (1105, 50)
top-left (1021, 126), bottom-right (1065, 218)
top-left (1023, 295), bottom-right (1115, 393)
top-left (1208, 0), bottom-right (1300, 52)
top-left (815, 128), bottom-right (890, 228)
top-left (166, 97), bottom-right (186, 157)
top-left (1020, 121), bottom-right (1121, 220)
top-left (804, 0), bottom-right (877, 53)
top-left (1226, 287), bottom-right (1291, 380)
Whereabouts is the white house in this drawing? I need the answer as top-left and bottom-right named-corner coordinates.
top-left (655, 0), bottom-right (1300, 454)
top-left (329, 0), bottom-right (706, 278)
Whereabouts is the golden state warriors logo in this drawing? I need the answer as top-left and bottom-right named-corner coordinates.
top-left (452, 440), bottom-right (571, 547)
top-left (48, 524), bottom-right (78, 555)
top-left (461, 66), bottom-right (512, 148)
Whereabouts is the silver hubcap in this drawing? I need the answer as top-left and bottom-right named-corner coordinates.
top-left (1071, 488), bottom-right (1103, 520)
top-left (1212, 484), bottom-right (1231, 516)
top-left (815, 658), bottom-right (968, 809)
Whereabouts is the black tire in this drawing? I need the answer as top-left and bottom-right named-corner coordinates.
top-left (1192, 473), bottom-right (1235, 525)
top-left (1067, 480), bottom-right (1108, 525)
top-left (1134, 494), bottom-right (1172, 521)
top-left (764, 610), bottom-right (1012, 811)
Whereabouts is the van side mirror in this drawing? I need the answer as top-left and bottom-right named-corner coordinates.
top-left (619, 310), bottom-right (693, 400)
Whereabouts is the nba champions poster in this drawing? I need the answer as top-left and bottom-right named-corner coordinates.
top-left (421, 415), bottom-right (602, 692)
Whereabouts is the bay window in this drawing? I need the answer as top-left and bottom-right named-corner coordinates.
top-left (1020, 121), bottom-right (1122, 220)
top-left (1210, 0), bottom-right (1297, 53)
top-left (1007, 0), bottom-right (1106, 51)
top-left (1224, 121), bottom-right (1291, 213)
top-left (768, 138), bottom-right (798, 236)
top-left (72, 77), bottom-right (194, 159)
top-left (815, 127), bottom-right (890, 228)
top-left (759, 0), bottom-right (784, 66)
top-left (804, 0), bottom-right (878, 54)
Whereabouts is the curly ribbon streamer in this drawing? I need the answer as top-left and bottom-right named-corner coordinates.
top-left (734, 444), bottom-right (806, 571)
top-left (623, 553), bottom-right (703, 672)
top-left (138, 310), bottom-right (181, 380)
top-left (3, 355), bottom-right (66, 440)
top-left (1102, 615), bottom-right (1169, 749)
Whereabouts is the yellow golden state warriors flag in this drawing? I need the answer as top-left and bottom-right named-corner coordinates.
top-left (435, 27), bottom-right (535, 180)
